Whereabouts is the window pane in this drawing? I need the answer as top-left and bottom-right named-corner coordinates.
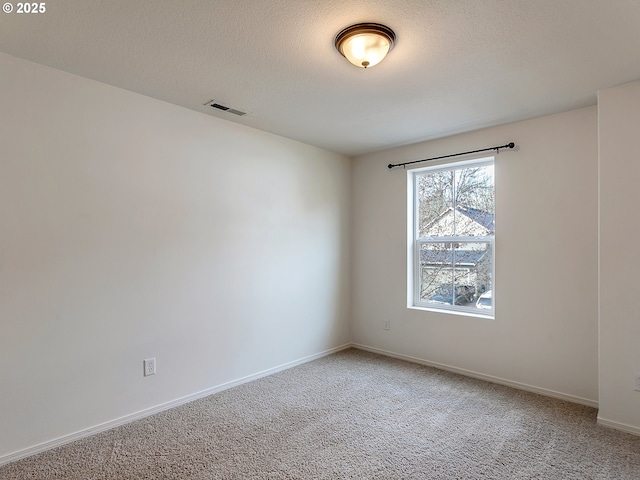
top-left (417, 170), bottom-right (454, 237)
top-left (419, 243), bottom-right (454, 303)
top-left (455, 242), bottom-right (492, 310)
top-left (454, 165), bottom-right (494, 236)
top-left (419, 241), bottom-right (493, 309)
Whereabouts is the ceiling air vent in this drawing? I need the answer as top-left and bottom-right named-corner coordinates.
top-left (204, 100), bottom-right (247, 116)
top-left (210, 102), bottom-right (229, 111)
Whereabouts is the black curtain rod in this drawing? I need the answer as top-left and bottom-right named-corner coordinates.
top-left (387, 142), bottom-right (515, 169)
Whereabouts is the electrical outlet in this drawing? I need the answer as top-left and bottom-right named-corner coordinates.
top-left (635, 374), bottom-right (640, 392)
top-left (383, 320), bottom-right (390, 331)
top-left (144, 358), bottom-right (156, 377)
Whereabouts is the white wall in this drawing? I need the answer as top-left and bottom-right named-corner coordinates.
top-left (0, 53), bottom-right (351, 459)
top-left (351, 107), bottom-right (599, 404)
top-left (598, 80), bottom-right (640, 434)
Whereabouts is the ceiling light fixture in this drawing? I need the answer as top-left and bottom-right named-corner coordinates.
top-left (334, 23), bottom-right (396, 69)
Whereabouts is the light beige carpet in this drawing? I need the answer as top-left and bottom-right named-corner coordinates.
top-left (2, 349), bottom-right (639, 479)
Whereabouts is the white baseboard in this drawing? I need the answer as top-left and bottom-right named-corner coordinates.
top-left (0, 343), bottom-right (352, 467)
top-left (352, 343), bottom-right (599, 408)
top-left (597, 416), bottom-right (640, 436)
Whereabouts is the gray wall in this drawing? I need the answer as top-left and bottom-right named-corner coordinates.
top-left (598, 80), bottom-right (640, 434)
top-left (0, 53), bottom-right (351, 459)
top-left (351, 106), bottom-right (599, 405)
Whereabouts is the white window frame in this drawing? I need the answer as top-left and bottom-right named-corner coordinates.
top-left (407, 156), bottom-right (495, 318)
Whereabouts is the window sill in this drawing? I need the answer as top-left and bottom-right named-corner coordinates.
top-left (408, 305), bottom-right (494, 320)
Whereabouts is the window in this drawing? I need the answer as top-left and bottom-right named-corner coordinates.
top-left (408, 157), bottom-right (494, 316)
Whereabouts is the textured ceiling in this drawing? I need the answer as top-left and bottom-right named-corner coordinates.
top-left (1, 0), bottom-right (640, 156)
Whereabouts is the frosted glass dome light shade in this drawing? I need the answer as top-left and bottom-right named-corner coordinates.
top-left (334, 23), bottom-right (396, 69)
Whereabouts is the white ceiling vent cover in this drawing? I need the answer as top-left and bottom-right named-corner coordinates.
top-left (204, 100), bottom-right (247, 116)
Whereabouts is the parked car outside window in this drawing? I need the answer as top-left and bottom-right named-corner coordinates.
top-left (476, 290), bottom-right (492, 310)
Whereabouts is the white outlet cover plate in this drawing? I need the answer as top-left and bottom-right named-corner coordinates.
top-left (144, 358), bottom-right (156, 376)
